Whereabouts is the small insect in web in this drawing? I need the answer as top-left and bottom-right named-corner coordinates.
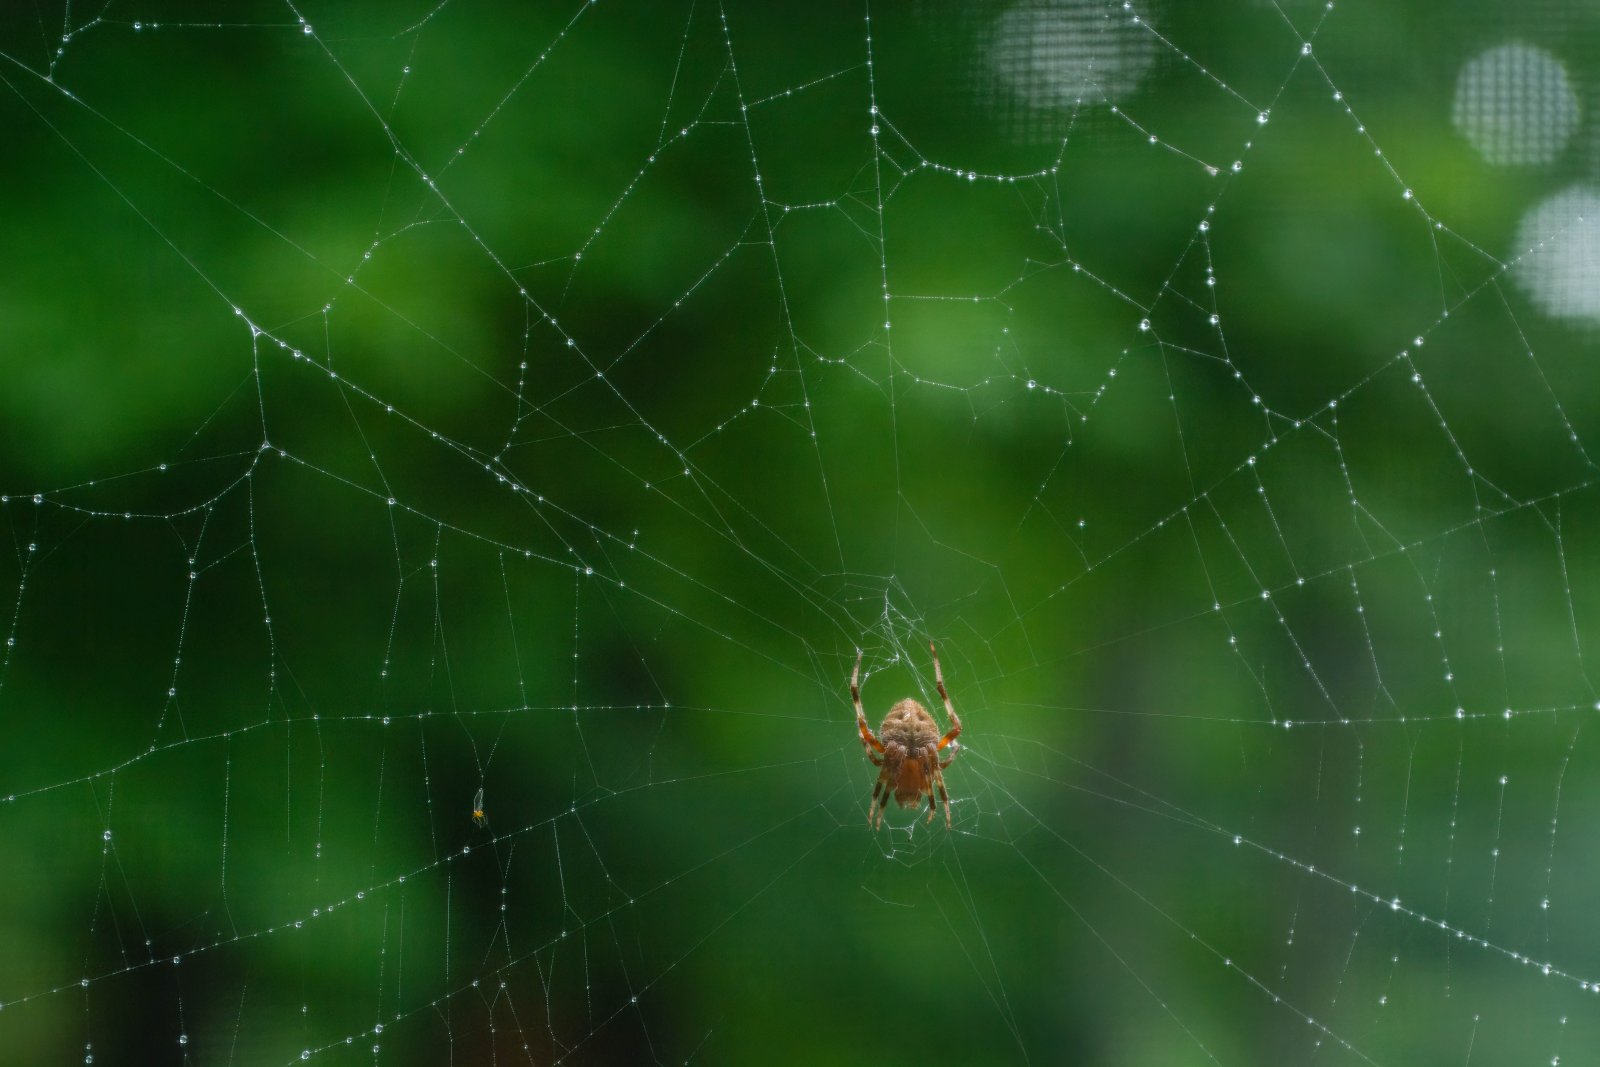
top-left (471, 786), bottom-right (487, 828)
top-left (851, 642), bottom-right (963, 829)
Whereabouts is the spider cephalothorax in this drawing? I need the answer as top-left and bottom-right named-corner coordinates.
top-left (851, 643), bottom-right (963, 828)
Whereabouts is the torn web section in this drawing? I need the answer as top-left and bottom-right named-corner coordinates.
top-left (869, 2), bottom-right (1600, 1062)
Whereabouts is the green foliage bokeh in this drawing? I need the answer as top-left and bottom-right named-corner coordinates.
top-left (3, 2), bottom-right (1600, 1064)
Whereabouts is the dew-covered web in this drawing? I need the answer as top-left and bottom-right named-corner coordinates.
top-left (4, 0), bottom-right (1600, 1063)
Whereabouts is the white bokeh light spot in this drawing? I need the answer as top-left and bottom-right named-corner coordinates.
top-left (986, 0), bottom-right (1157, 117)
top-left (1452, 42), bottom-right (1579, 166)
top-left (1513, 186), bottom-right (1600, 324)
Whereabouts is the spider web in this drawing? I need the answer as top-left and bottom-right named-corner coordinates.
top-left (3, 1), bottom-right (1600, 1063)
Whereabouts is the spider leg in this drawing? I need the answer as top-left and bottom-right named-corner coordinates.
top-left (852, 650), bottom-right (885, 753)
top-left (930, 642), bottom-right (962, 751)
top-left (935, 767), bottom-right (951, 827)
top-left (872, 759), bottom-right (900, 829)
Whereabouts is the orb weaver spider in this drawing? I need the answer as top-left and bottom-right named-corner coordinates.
top-left (471, 786), bottom-right (487, 828)
top-left (851, 642), bottom-right (963, 829)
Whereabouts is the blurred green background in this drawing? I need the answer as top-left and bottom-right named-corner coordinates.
top-left (4, 1), bottom-right (1600, 1063)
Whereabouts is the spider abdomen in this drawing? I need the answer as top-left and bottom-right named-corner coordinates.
top-left (879, 698), bottom-right (940, 752)
top-left (894, 760), bottom-right (928, 806)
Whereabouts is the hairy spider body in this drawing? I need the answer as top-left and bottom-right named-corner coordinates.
top-left (880, 699), bottom-right (942, 807)
top-left (851, 644), bottom-right (963, 828)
